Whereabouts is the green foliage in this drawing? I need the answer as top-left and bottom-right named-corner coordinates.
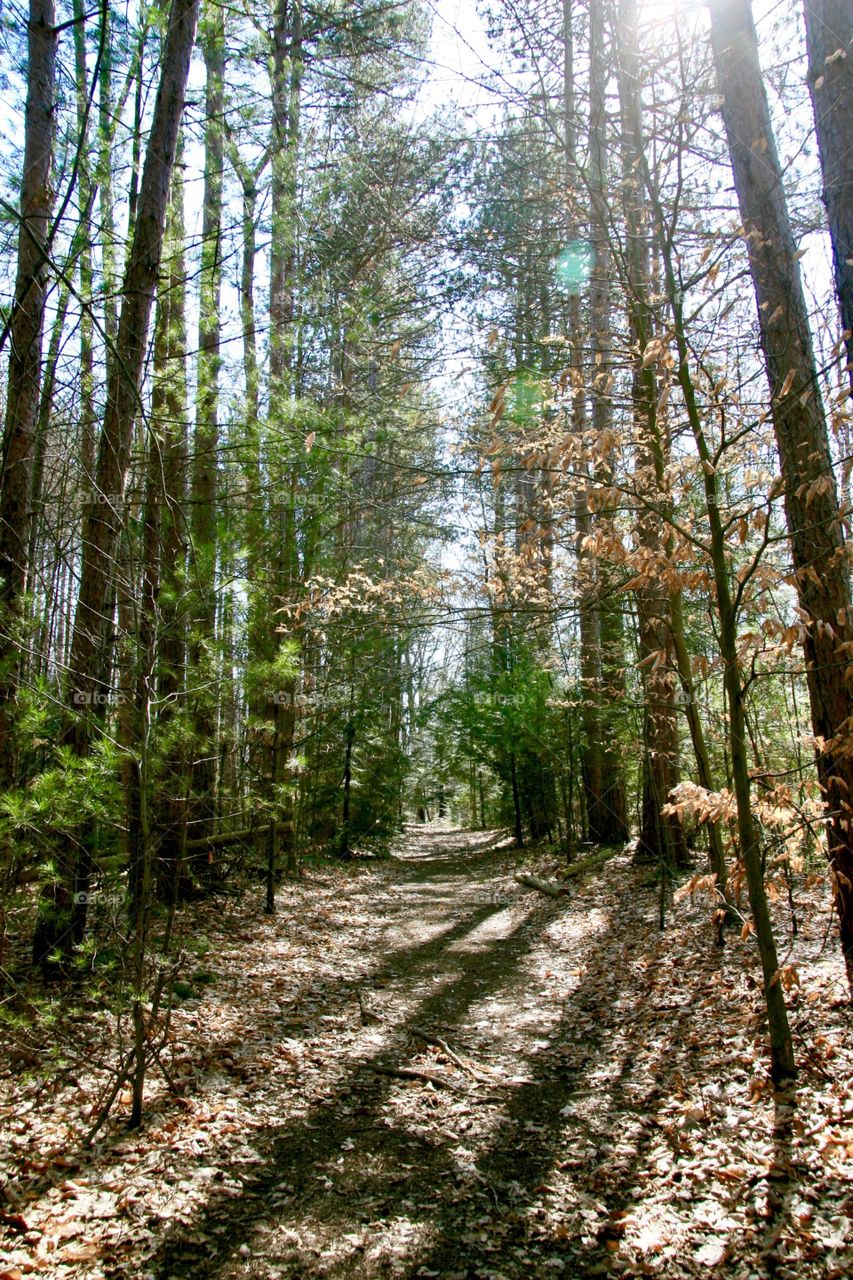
top-left (0, 738), bottom-right (122, 865)
top-left (244, 641), bottom-right (301, 713)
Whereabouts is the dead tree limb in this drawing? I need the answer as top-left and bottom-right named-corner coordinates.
top-left (514, 873), bottom-right (566, 898)
top-left (371, 1064), bottom-right (468, 1092)
top-left (411, 1026), bottom-right (498, 1085)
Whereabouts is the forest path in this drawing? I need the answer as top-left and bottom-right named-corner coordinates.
top-left (146, 826), bottom-right (846, 1279)
top-left (3, 827), bottom-right (850, 1280)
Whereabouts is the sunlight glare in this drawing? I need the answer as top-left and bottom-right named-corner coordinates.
top-left (639, 0), bottom-right (706, 28)
top-left (555, 242), bottom-right (595, 294)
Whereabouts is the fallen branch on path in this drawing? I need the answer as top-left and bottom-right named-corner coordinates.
top-left (514, 873), bottom-right (567, 898)
top-left (411, 1026), bottom-right (498, 1085)
top-left (371, 1064), bottom-right (468, 1092)
top-left (515, 846), bottom-right (622, 899)
top-left (358, 989), bottom-right (384, 1025)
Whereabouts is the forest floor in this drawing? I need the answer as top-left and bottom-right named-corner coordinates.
top-left (1, 825), bottom-right (852, 1280)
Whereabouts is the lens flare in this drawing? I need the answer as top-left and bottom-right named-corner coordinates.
top-left (555, 241), bottom-right (594, 293)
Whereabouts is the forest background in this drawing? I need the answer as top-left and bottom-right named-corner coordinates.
top-left (0, 0), bottom-right (852, 1105)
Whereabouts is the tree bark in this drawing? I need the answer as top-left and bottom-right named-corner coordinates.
top-left (563, 0), bottom-right (620, 844)
top-left (611, 0), bottom-right (728, 894)
top-left (585, 0), bottom-right (628, 844)
top-left (68, 0), bottom-right (198, 735)
top-left (510, 752), bottom-right (524, 846)
top-left (262, 0), bottom-right (303, 889)
top-left (96, 0), bottom-right (118, 355)
top-left (148, 162), bottom-right (189, 905)
top-left (35, 0), bottom-right (199, 963)
top-left (71, 0), bottom-right (96, 483)
top-left (0, 0), bottom-right (57, 790)
top-left (709, 0), bottom-right (853, 987)
top-left (614, 0), bottom-right (687, 871)
top-left (802, 0), bottom-right (853, 391)
top-left (189, 0), bottom-right (225, 860)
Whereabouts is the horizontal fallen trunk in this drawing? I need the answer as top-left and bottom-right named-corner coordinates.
top-left (183, 821), bottom-right (292, 852)
top-left (514, 846), bottom-right (622, 898)
top-left (514, 873), bottom-right (567, 898)
top-left (564, 845), bottom-right (621, 878)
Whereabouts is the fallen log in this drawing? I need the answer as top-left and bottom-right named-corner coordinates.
top-left (514, 873), bottom-right (567, 898)
top-left (563, 845), bottom-right (621, 878)
top-left (183, 821), bottom-right (292, 852)
top-left (514, 845), bottom-right (622, 898)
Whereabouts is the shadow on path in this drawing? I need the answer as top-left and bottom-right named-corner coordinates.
top-left (133, 828), bottom-right (821, 1279)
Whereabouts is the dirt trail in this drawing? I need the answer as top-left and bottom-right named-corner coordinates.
top-left (2, 826), bottom-right (851, 1279)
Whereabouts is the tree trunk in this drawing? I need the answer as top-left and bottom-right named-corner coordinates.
top-left (96, 1), bottom-right (118, 354)
top-left (585, 0), bottom-right (628, 844)
top-left (71, 0), bottom-right (96, 483)
top-left (68, 0), bottom-right (198, 736)
top-left (189, 0), bottom-right (225, 862)
top-left (0, 0), bottom-right (57, 790)
top-left (34, 0), bottom-right (199, 963)
top-left (148, 160), bottom-right (189, 905)
top-left (263, 0), bottom-right (303, 884)
top-left (709, 0), bottom-right (853, 987)
top-left (614, 0), bottom-right (686, 870)
top-left (611, 0), bottom-right (727, 894)
top-left (25, 278), bottom-right (69, 681)
top-left (339, 703), bottom-right (355, 859)
top-left (563, 0), bottom-right (612, 844)
top-left (672, 275), bottom-right (796, 1083)
top-left (669, 592), bottom-right (729, 895)
top-left (802, 0), bottom-right (853, 391)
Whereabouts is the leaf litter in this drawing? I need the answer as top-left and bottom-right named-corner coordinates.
top-left (1, 824), bottom-right (851, 1278)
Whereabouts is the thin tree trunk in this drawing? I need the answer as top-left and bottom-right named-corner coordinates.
top-left (68, 0), bottom-right (198, 738)
top-left (510, 752), bottom-right (524, 846)
top-left (802, 0), bottom-right (853, 391)
top-left (614, 0), bottom-right (685, 870)
top-left (673, 287), bottom-right (796, 1080)
top-left (71, 0), bottom-right (96, 483)
top-left (263, 0), bottom-right (303, 885)
top-left (96, 1), bottom-right (118, 355)
top-left (563, 0), bottom-right (607, 844)
top-left (709, 0), bottom-right (853, 987)
top-left (613, 0), bottom-right (727, 894)
top-left (33, 0), bottom-right (199, 964)
top-left (147, 160), bottom-right (189, 905)
top-left (0, 0), bottom-right (57, 790)
top-left (339, 695), bottom-right (355, 859)
top-left (669, 592), bottom-right (729, 897)
top-left (25, 280), bottom-right (70, 658)
top-left (587, 0), bottom-right (628, 843)
top-left (189, 0), bottom-right (225, 862)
